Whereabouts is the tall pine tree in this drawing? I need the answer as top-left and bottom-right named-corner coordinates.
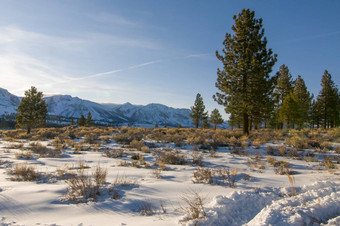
top-left (279, 75), bottom-right (312, 129)
top-left (272, 64), bottom-right (293, 128)
top-left (214, 9), bottom-right (277, 135)
top-left (316, 70), bottom-right (340, 128)
top-left (190, 93), bottom-right (208, 128)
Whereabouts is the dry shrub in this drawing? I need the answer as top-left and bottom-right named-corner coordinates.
top-left (191, 149), bottom-right (204, 166)
top-left (335, 146), bottom-right (340, 154)
top-left (35, 128), bottom-right (62, 140)
top-left (65, 169), bottom-right (98, 202)
top-left (247, 153), bottom-right (265, 171)
top-left (15, 151), bottom-right (34, 160)
top-left (266, 145), bottom-right (277, 156)
top-left (104, 148), bottom-right (124, 158)
top-left (137, 201), bottom-right (154, 216)
top-left (278, 146), bottom-right (286, 156)
top-left (141, 146), bottom-right (150, 153)
top-left (285, 136), bottom-right (308, 149)
top-left (267, 156), bottom-right (276, 166)
top-left (322, 157), bottom-right (335, 169)
top-left (180, 190), bottom-right (206, 222)
top-left (228, 136), bottom-right (241, 147)
top-left (5, 143), bottom-right (24, 149)
top-left (93, 164), bottom-right (107, 186)
top-left (320, 141), bottom-right (333, 151)
top-left (130, 139), bottom-right (144, 151)
top-left (156, 148), bottom-right (186, 165)
top-left (193, 167), bottom-right (213, 184)
top-left (9, 162), bottom-right (40, 181)
top-left (113, 174), bottom-right (138, 187)
top-left (273, 161), bottom-right (293, 175)
top-left (151, 168), bottom-right (162, 179)
top-left (216, 168), bottom-right (239, 188)
top-left (29, 142), bottom-right (48, 155)
top-left (84, 133), bottom-right (99, 144)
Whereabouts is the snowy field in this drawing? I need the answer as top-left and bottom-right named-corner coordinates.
top-left (0, 127), bottom-right (339, 226)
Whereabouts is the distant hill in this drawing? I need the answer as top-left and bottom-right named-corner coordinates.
top-left (0, 88), bottom-right (195, 127)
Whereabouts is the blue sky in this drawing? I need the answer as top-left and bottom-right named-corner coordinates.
top-left (0, 0), bottom-right (339, 120)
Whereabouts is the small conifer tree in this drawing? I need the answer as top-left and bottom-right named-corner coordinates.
top-left (190, 93), bottom-right (208, 128)
top-left (78, 114), bottom-right (86, 126)
top-left (209, 109), bottom-right (224, 130)
top-left (16, 86), bottom-right (48, 134)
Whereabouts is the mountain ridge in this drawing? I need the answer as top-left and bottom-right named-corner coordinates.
top-left (0, 88), bottom-right (194, 127)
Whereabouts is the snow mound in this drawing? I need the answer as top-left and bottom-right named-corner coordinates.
top-left (197, 181), bottom-right (340, 226)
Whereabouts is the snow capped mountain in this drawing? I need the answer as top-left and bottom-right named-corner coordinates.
top-left (44, 95), bottom-right (128, 123)
top-left (0, 88), bottom-right (20, 115)
top-left (0, 88), bottom-right (194, 127)
top-left (108, 103), bottom-right (193, 127)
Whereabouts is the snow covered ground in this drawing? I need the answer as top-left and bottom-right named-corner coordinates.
top-left (0, 128), bottom-right (339, 226)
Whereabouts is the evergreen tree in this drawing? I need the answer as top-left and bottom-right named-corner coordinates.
top-left (201, 118), bottom-right (211, 129)
top-left (272, 64), bottom-right (294, 128)
top-left (155, 123), bottom-right (158, 128)
top-left (279, 75), bottom-right (312, 128)
top-left (78, 114), bottom-right (86, 126)
top-left (86, 112), bottom-right (93, 126)
top-left (278, 92), bottom-right (297, 128)
top-left (70, 118), bottom-right (75, 126)
top-left (292, 75), bottom-right (313, 128)
top-left (309, 99), bottom-right (322, 128)
top-left (16, 86), bottom-right (48, 134)
top-left (209, 108), bottom-right (224, 129)
top-left (214, 9), bottom-right (277, 135)
top-left (190, 93), bottom-right (208, 128)
top-left (316, 70), bottom-right (340, 128)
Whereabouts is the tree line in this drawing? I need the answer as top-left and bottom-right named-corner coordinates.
top-left (14, 9), bottom-right (339, 134)
top-left (190, 9), bottom-right (339, 133)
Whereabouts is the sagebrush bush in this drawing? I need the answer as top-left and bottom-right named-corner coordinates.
top-left (285, 136), bottom-right (308, 149)
top-left (180, 191), bottom-right (206, 221)
top-left (103, 148), bottom-right (124, 158)
top-left (9, 162), bottom-right (40, 181)
top-left (156, 148), bottom-right (186, 165)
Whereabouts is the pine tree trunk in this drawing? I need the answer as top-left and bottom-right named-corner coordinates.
top-left (243, 112), bottom-right (249, 135)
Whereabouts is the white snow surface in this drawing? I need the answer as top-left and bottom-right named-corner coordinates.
top-left (0, 137), bottom-right (339, 225)
top-left (197, 181), bottom-right (340, 226)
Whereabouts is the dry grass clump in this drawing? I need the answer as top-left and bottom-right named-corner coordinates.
top-left (113, 174), bottom-right (139, 187)
top-left (65, 169), bottom-right (98, 202)
top-left (193, 167), bottom-right (213, 184)
top-left (267, 157), bottom-right (293, 175)
top-left (247, 153), bottom-right (265, 172)
top-left (9, 162), bottom-right (40, 181)
top-left (151, 168), bottom-right (162, 179)
top-left (129, 139), bottom-right (145, 151)
top-left (15, 151), bottom-right (34, 160)
top-left (285, 135), bottom-right (308, 149)
top-left (180, 190), bottom-right (207, 222)
top-left (191, 149), bottom-right (204, 166)
top-left (5, 143), bottom-right (24, 149)
top-left (65, 164), bottom-right (107, 202)
top-left (84, 133), bottom-right (100, 144)
top-left (29, 142), bottom-right (48, 155)
top-left (29, 142), bottom-right (62, 158)
top-left (321, 157), bottom-right (335, 170)
top-left (137, 200), bottom-right (154, 216)
top-left (193, 167), bottom-right (239, 188)
top-left (155, 148), bottom-right (187, 165)
top-left (103, 148), bottom-right (125, 158)
top-left (324, 128), bottom-right (340, 142)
